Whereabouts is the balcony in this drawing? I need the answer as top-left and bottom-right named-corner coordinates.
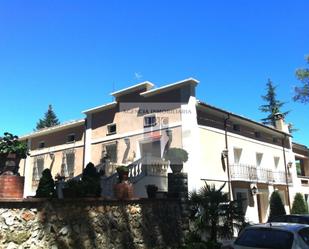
top-left (230, 164), bottom-right (292, 185)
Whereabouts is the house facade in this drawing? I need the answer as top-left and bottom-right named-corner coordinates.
top-left (19, 78), bottom-right (308, 224)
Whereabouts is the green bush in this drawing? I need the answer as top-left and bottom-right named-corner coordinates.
top-left (36, 169), bottom-right (55, 197)
top-left (82, 162), bottom-right (100, 197)
top-left (291, 193), bottom-right (308, 214)
top-left (64, 162), bottom-right (100, 198)
top-left (268, 191), bottom-right (286, 220)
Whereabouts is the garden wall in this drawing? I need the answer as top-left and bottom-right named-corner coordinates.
top-left (0, 198), bottom-right (188, 249)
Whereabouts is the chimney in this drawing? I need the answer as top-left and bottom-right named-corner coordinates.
top-left (274, 113), bottom-right (289, 133)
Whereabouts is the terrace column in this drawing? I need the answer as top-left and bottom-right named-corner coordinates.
top-left (83, 114), bottom-right (92, 168)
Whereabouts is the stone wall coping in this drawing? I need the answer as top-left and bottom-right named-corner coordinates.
top-left (0, 197), bottom-right (181, 205)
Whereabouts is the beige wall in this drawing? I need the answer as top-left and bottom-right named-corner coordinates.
top-left (91, 104), bottom-right (182, 140)
top-left (91, 126), bottom-right (183, 167)
top-left (30, 124), bottom-right (85, 150)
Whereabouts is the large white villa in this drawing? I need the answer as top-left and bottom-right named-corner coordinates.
top-left (19, 78), bottom-right (309, 224)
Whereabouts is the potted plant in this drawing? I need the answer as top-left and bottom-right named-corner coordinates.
top-left (164, 148), bottom-right (188, 173)
top-left (0, 132), bottom-right (29, 175)
top-left (113, 166), bottom-right (133, 200)
top-left (146, 184), bottom-right (158, 198)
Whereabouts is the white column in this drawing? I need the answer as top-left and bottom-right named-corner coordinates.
top-left (84, 114), bottom-right (92, 167)
top-left (23, 139), bottom-right (33, 197)
top-left (181, 96), bottom-right (202, 192)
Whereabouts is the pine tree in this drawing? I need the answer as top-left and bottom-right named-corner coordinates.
top-left (291, 193), bottom-right (308, 214)
top-left (36, 105), bottom-right (60, 130)
top-left (36, 169), bottom-right (55, 197)
top-left (293, 55), bottom-right (309, 104)
top-left (268, 191), bottom-right (286, 220)
top-left (259, 79), bottom-right (289, 126)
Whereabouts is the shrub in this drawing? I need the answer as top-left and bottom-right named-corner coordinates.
top-left (291, 193), bottom-right (308, 214)
top-left (189, 183), bottom-right (245, 244)
top-left (82, 162), bottom-right (100, 197)
top-left (36, 169), bottom-right (55, 197)
top-left (268, 191), bottom-right (286, 220)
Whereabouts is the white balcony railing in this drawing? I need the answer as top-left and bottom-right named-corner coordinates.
top-left (230, 164), bottom-right (292, 185)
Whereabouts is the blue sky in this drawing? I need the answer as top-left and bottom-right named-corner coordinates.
top-left (0, 1), bottom-right (308, 145)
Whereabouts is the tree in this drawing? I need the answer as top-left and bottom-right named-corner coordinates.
top-left (268, 191), bottom-right (286, 220)
top-left (36, 169), bottom-right (55, 197)
top-left (259, 79), bottom-right (289, 126)
top-left (189, 183), bottom-right (245, 246)
top-left (293, 55), bottom-right (309, 104)
top-left (36, 104), bottom-right (60, 130)
top-left (291, 193), bottom-right (308, 214)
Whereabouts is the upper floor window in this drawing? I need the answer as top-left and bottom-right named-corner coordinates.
top-left (107, 123), bottom-right (117, 135)
top-left (273, 137), bottom-right (279, 143)
top-left (38, 141), bottom-right (45, 149)
top-left (254, 131), bottom-right (261, 138)
top-left (144, 114), bottom-right (156, 128)
top-left (233, 148), bottom-right (242, 164)
top-left (274, 156), bottom-right (280, 168)
top-left (296, 158), bottom-right (305, 176)
top-left (67, 133), bottom-right (76, 143)
top-left (256, 153), bottom-right (263, 167)
top-left (233, 124), bottom-right (241, 132)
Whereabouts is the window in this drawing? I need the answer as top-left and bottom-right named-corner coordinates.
top-left (233, 148), bottom-right (242, 164)
top-left (235, 228), bottom-right (294, 249)
top-left (296, 158), bottom-right (305, 176)
top-left (61, 150), bottom-right (75, 178)
top-left (256, 153), bottom-right (263, 167)
top-left (32, 156), bottom-right (44, 181)
top-left (105, 143), bottom-right (117, 163)
top-left (274, 156), bottom-right (280, 168)
top-left (254, 131), bottom-right (261, 138)
top-left (107, 123), bottom-right (117, 135)
top-left (233, 124), bottom-right (241, 132)
top-left (144, 114), bottom-right (156, 128)
top-left (273, 137), bottom-right (278, 143)
top-left (38, 141), bottom-right (45, 149)
top-left (67, 134), bottom-right (75, 143)
top-left (299, 228), bottom-right (309, 246)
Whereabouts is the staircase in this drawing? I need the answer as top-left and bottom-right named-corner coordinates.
top-left (100, 156), bottom-right (169, 198)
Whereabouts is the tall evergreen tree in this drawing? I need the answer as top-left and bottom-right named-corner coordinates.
top-left (268, 191), bottom-right (286, 220)
top-left (291, 193), bottom-right (308, 214)
top-left (293, 55), bottom-right (309, 104)
top-left (259, 79), bottom-right (289, 126)
top-left (36, 169), bottom-right (55, 197)
top-left (36, 105), bottom-right (60, 130)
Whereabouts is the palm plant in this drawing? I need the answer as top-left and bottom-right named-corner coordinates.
top-left (189, 183), bottom-right (245, 244)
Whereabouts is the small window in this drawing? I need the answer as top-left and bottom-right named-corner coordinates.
top-left (274, 156), bottom-right (280, 168)
top-left (254, 131), bottom-right (261, 138)
top-left (38, 141), bottom-right (45, 149)
top-left (256, 153), bottom-right (263, 167)
top-left (107, 123), bottom-right (117, 135)
top-left (233, 148), bottom-right (242, 164)
top-left (233, 124), bottom-right (241, 132)
top-left (273, 137), bottom-right (278, 143)
top-left (67, 134), bottom-right (75, 143)
top-left (144, 115), bottom-right (156, 128)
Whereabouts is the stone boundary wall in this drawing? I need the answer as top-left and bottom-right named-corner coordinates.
top-left (0, 198), bottom-right (188, 249)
